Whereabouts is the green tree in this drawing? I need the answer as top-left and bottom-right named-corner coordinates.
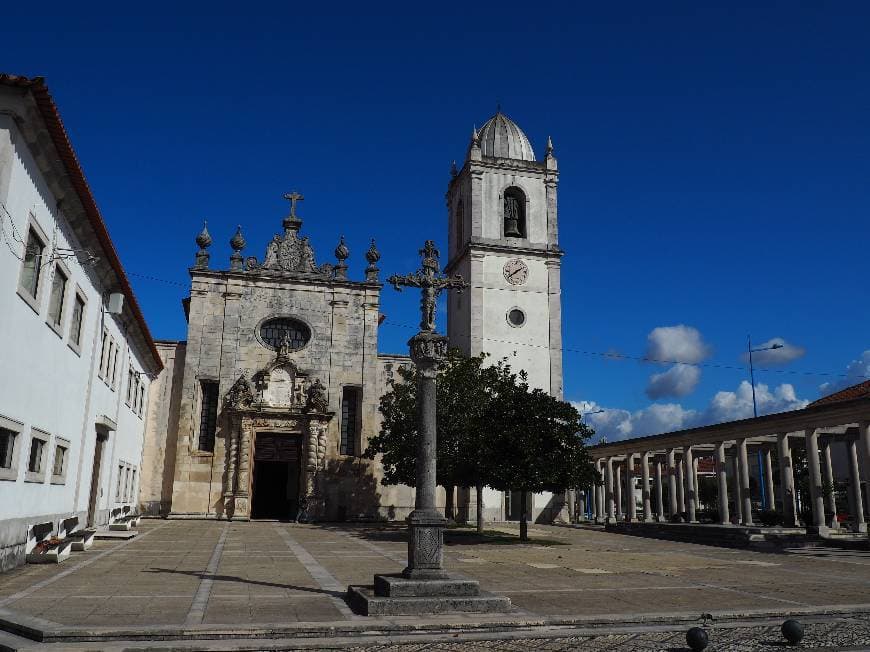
top-left (365, 351), bottom-right (598, 542)
top-left (365, 349), bottom-right (501, 527)
top-left (485, 368), bottom-right (598, 541)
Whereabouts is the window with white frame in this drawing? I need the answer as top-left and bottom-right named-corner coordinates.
top-left (18, 224), bottom-right (46, 303)
top-left (116, 464), bottom-right (124, 500)
top-left (105, 340), bottom-right (115, 386)
top-left (138, 384), bottom-right (145, 417)
top-left (126, 365), bottom-right (134, 405)
top-left (25, 430), bottom-right (49, 482)
top-left (46, 264), bottom-right (69, 330)
top-left (99, 329), bottom-right (109, 378)
top-left (0, 414), bottom-right (23, 482)
top-left (129, 468), bottom-right (137, 502)
top-left (109, 344), bottom-right (119, 389)
top-left (68, 291), bottom-right (86, 351)
top-left (51, 438), bottom-right (69, 483)
top-left (132, 375), bottom-right (140, 413)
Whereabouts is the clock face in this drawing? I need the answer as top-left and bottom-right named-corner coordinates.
top-left (503, 259), bottom-right (529, 285)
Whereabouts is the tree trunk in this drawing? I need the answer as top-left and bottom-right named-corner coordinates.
top-left (519, 489), bottom-right (529, 541)
top-left (445, 485), bottom-right (455, 521)
top-left (476, 482), bottom-right (484, 533)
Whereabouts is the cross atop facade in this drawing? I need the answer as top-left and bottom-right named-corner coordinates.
top-left (283, 191), bottom-right (304, 217)
top-left (387, 240), bottom-right (467, 333)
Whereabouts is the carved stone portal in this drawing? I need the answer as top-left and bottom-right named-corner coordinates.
top-left (221, 347), bottom-right (333, 520)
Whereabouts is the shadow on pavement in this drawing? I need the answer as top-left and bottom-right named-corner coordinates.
top-left (144, 568), bottom-right (346, 599)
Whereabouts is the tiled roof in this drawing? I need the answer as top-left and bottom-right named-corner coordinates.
top-left (809, 380), bottom-right (870, 406)
top-left (0, 73), bottom-right (162, 372)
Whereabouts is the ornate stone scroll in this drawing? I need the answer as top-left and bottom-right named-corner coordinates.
top-left (224, 375), bottom-right (254, 411)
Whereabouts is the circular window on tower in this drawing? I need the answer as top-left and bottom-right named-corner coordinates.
top-left (506, 308), bottom-right (526, 328)
top-left (257, 317), bottom-right (312, 351)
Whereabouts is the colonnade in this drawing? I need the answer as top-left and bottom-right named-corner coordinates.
top-left (576, 416), bottom-right (870, 536)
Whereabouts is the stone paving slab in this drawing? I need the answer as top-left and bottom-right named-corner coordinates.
top-left (0, 519), bottom-right (868, 648)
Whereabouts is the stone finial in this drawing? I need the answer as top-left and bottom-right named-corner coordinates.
top-left (334, 235), bottom-right (349, 279)
top-left (468, 125), bottom-right (482, 162)
top-left (365, 238), bottom-right (380, 282)
top-left (544, 135), bottom-right (557, 170)
top-left (230, 225), bottom-right (246, 271)
top-left (450, 160), bottom-right (458, 177)
top-left (194, 220), bottom-right (212, 269)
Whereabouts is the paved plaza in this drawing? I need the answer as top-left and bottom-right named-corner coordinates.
top-left (0, 520), bottom-right (869, 649)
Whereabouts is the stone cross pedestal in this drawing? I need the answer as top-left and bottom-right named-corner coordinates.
top-left (347, 241), bottom-right (511, 616)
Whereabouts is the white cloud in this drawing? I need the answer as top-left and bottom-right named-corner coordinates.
top-left (646, 364), bottom-right (701, 399)
top-left (644, 325), bottom-right (711, 399)
top-left (819, 350), bottom-right (870, 397)
top-left (740, 337), bottom-right (806, 365)
top-left (646, 325), bottom-right (712, 364)
top-left (575, 381), bottom-right (808, 443)
top-left (705, 381), bottom-right (808, 422)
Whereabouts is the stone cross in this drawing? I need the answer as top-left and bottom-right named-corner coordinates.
top-left (387, 240), bottom-right (466, 333)
top-left (283, 191), bottom-right (304, 217)
top-left (387, 240), bottom-right (466, 579)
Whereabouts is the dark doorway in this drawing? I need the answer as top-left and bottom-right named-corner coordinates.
top-left (506, 490), bottom-right (531, 522)
top-left (251, 433), bottom-right (301, 520)
top-left (87, 431), bottom-right (107, 527)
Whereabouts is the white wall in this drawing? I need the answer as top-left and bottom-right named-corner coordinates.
top-left (0, 115), bottom-right (151, 567)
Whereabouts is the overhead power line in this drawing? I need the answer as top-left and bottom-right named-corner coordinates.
top-left (103, 266), bottom-right (869, 382)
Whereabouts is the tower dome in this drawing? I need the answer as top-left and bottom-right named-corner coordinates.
top-left (477, 111), bottom-right (536, 161)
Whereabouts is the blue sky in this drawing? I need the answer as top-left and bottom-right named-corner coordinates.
top-left (4, 2), bottom-right (869, 440)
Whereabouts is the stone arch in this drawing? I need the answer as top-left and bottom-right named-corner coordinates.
top-left (502, 186), bottom-right (527, 239)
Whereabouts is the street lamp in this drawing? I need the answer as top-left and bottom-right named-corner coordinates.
top-left (747, 336), bottom-right (784, 418)
top-left (747, 336), bottom-right (784, 511)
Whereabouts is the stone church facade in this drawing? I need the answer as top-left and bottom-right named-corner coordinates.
top-left (141, 111), bottom-right (564, 523)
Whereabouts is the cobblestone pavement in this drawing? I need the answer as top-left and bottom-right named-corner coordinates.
top-left (0, 520), bottom-right (869, 647)
top-left (347, 616), bottom-right (870, 651)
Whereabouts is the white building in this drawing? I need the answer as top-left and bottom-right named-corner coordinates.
top-left (0, 75), bottom-right (162, 571)
top-left (446, 111), bottom-right (565, 523)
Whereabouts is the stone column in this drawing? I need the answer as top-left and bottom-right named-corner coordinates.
top-left (641, 452), bottom-right (652, 522)
top-left (861, 421), bottom-right (870, 518)
top-left (567, 489), bottom-right (576, 523)
top-left (846, 437), bottom-right (867, 533)
top-left (676, 458), bottom-right (686, 515)
top-left (805, 428), bottom-right (827, 533)
top-left (693, 456), bottom-right (700, 509)
top-left (234, 420), bottom-right (253, 518)
top-left (821, 439), bottom-right (838, 529)
top-left (738, 438), bottom-right (753, 525)
top-left (605, 457), bottom-right (616, 524)
top-left (577, 490), bottom-right (587, 522)
top-left (404, 332), bottom-right (449, 579)
top-left (615, 464), bottom-right (624, 520)
top-left (593, 461), bottom-right (602, 522)
top-left (777, 434), bottom-right (798, 527)
top-left (684, 446), bottom-right (697, 523)
top-left (763, 447), bottom-right (775, 512)
top-left (624, 454), bottom-right (635, 522)
top-left (715, 442), bottom-right (730, 525)
top-left (732, 453), bottom-right (743, 524)
top-left (224, 413), bottom-right (240, 515)
top-left (654, 458), bottom-right (665, 521)
top-left (667, 448), bottom-right (678, 519)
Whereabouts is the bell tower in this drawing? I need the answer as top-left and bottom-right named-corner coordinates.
top-left (445, 110), bottom-right (563, 399)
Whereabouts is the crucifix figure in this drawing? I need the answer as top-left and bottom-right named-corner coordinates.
top-left (387, 240), bottom-right (466, 333)
top-left (283, 190), bottom-right (304, 217)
